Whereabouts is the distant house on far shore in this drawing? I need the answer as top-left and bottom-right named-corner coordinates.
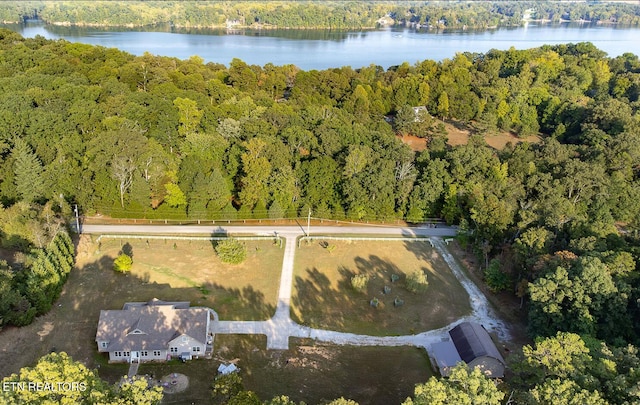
top-left (412, 106), bottom-right (430, 122)
top-left (95, 299), bottom-right (213, 363)
top-left (430, 321), bottom-right (506, 378)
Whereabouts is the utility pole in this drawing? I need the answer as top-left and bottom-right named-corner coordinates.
top-left (307, 207), bottom-right (311, 237)
top-left (74, 204), bottom-right (81, 234)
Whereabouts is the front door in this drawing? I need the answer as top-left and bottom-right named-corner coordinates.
top-left (130, 351), bottom-right (139, 363)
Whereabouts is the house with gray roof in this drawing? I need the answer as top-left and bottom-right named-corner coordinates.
top-left (96, 299), bottom-right (212, 363)
top-left (430, 321), bottom-right (505, 378)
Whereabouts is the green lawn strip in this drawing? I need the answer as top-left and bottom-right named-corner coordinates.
top-left (292, 240), bottom-right (472, 336)
top-left (149, 266), bottom-right (200, 288)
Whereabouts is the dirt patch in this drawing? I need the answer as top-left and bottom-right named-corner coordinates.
top-left (160, 373), bottom-right (189, 394)
top-left (397, 134), bottom-right (428, 152)
top-left (397, 120), bottom-right (541, 151)
top-left (36, 322), bottom-right (54, 340)
top-left (445, 121), bottom-right (541, 149)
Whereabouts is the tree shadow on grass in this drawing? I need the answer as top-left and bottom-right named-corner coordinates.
top-left (120, 242), bottom-right (133, 259)
top-left (402, 240), bottom-right (434, 262)
top-left (292, 267), bottom-right (358, 332)
top-left (199, 282), bottom-right (275, 321)
top-left (293, 256), bottom-right (421, 335)
top-left (293, 250), bottom-right (472, 335)
top-left (401, 240), bottom-right (454, 287)
top-left (0, 250), bottom-right (276, 378)
top-left (354, 255), bottom-right (403, 280)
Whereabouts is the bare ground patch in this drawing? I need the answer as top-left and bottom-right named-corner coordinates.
top-left (397, 120), bottom-right (541, 151)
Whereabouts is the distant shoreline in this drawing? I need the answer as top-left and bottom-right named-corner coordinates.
top-left (13, 18), bottom-right (630, 34)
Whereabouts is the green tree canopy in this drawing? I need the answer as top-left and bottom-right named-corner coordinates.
top-left (403, 364), bottom-right (505, 405)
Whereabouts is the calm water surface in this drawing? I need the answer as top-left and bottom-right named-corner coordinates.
top-left (3, 21), bottom-right (640, 69)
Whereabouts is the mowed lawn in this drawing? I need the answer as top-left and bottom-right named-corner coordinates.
top-left (95, 237), bottom-right (284, 321)
top-left (292, 240), bottom-right (472, 335)
top-left (0, 235), bottom-right (283, 379)
top-left (215, 335), bottom-right (432, 405)
top-left (109, 335), bottom-right (432, 405)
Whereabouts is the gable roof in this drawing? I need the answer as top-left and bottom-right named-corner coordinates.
top-left (430, 321), bottom-right (506, 377)
top-left (96, 300), bottom-right (208, 352)
top-left (449, 322), bottom-right (505, 365)
top-left (122, 298), bottom-right (191, 310)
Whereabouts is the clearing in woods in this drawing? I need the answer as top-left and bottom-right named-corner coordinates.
top-left (398, 120), bottom-right (541, 151)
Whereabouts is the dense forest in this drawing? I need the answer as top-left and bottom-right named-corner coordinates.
top-left (0, 203), bottom-right (74, 328)
top-left (1, 25), bottom-right (640, 402)
top-left (1, 1), bottom-right (640, 30)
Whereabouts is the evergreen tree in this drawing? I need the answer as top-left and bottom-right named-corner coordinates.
top-left (12, 139), bottom-right (44, 203)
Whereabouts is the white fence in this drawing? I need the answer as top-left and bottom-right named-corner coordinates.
top-left (95, 234), bottom-right (283, 247)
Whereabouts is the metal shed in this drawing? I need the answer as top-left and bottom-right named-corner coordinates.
top-left (430, 321), bottom-right (505, 378)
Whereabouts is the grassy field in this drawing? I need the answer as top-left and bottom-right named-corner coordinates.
top-left (94, 236), bottom-right (284, 320)
top-left (220, 335), bottom-right (432, 405)
top-left (1, 236), bottom-right (465, 404)
top-left (101, 335), bottom-right (432, 405)
top-left (292, 240), bottom-right (472, 336)
top-left (0, 235), bottom-right (283, 379)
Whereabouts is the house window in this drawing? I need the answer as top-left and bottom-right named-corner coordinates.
top-left (170, 347), bottom-right (178, 353)
top-left (182, 336), bottom-right (188, 343)
top-left (192, 347), bottom-right (201, 352)
top-left (101, 342), bottom-right (108, 348)
top-left (153, 351), bottom-right (161, 356)
top-left (140, 351), bottom-right (148, 357)
top-left (114, 352), bottom-right (121, 357)
top-left (124, 352), bottom-right (130, 357)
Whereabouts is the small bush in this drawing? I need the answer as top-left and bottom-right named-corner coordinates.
top-left (215, 239), bottom-right (247, 264)
top-left (405, 269), bottom-right (428, 293)
top-left (113, 253), bottom-right (132, 272)
top-left (350, 274), bottom-right (369, 292)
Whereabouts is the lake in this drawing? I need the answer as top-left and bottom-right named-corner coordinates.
top-left (2, 21), bottom-right (640, 70)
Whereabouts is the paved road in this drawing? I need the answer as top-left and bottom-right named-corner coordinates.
top-left (80, 224), bottom-right (458, 238)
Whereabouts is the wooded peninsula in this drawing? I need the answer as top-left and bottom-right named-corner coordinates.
top-left (1, 20), bottom-right (640, 403)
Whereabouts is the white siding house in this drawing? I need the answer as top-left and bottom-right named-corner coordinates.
top-left (96, 299), bottom-right (212, 363)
